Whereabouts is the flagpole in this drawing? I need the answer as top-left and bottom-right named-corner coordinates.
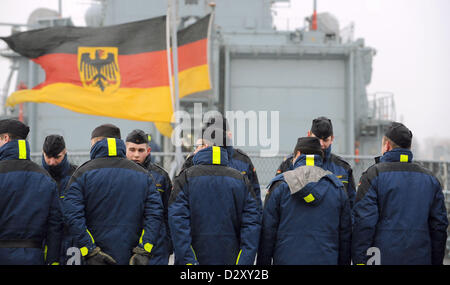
top-left (169, 0), bottom-right (183, 174)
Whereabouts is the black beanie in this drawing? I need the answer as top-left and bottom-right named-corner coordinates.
top-left (126, 129), bottom-right (148, 145)
top-left (91, 124), bottom-right (121, 139)
top-left (203, 113), bottom-right (230, 132)
top-left (202, 126), bottom-right (227, 147)
top-left (294, 137), bottom-right (324, 158)
top-left (43, 135), bottom-right (66, 157)
top-left (310, 117), bottom-right (333, 139)
top-left (0, 119), bottom-right (30, 139)
top-left (385, 122), bottom-right (412, 148)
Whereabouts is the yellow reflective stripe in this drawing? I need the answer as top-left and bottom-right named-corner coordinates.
top-left (80, 247), bottom-right (89, 256)
top-left (139, 229), bottom-right (145, 244)
top-left (156, 188), bottom-right (165, 193)
top-left (51, 262), bottom-right (60, 265)
top-left (212, 146), bottom-right (221, 165)
top-left (306, 155), bottom-right (315, 166)
top-left (44, 245), bottom-right (48, 261)
top-left (144, 243), bottom-right (153, 253)
top-left (304, 193), bottom-right (315, 203)
top-left (107, 138), bottom-right (117, 156)
top-left (86, 229), bottom-right (95, 244)
top-left (236, 249), bottom-right (242, 265)
top-left (400, 154), bottom-right (408, 162)
top-left (190, 245), bottom-right (198, 261)
top-left (18, 140), bottom-right (27, 160)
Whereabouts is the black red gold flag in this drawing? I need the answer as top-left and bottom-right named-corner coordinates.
top-left (176, 14), bottom-right (212, 98)
top-left (2, 14), bottom-right (212, 129)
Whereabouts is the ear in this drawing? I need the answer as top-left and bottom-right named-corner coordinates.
top-left (3, 134), bottom-right (11, 142)
top-left (307, 130), bottom-right (312, 137)
top-left (385, 139), bottom-right (393, 152)
top-left (293, 150), bottom-right (301, 165)
top-left (147, 147), bottom-right (151, 155)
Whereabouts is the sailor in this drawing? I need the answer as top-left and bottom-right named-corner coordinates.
top-left (125, 129), bottom-right (172, 265)
top-left (0, 119), bottom-right (62, 265)
top-left (352, 122), bottom-right (448, 265)
top-left (42, 135), bottom-right (77, 197)
top-left (42, 134), bottom-right (78, 264)
top-left (169, 127), bottom-right (261, 265)
top-left (62, 124), bottom-right (164, 265)
top-left (257, 137), bottom-right (351, 265)
top-left (180, 114), bottom-right (262, 205)
top-left (276, 116), bottom-right (356, 207)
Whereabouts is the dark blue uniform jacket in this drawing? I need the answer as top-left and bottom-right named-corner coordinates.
top-left (141, 155), bottom-right (172, 264)
top-left (181, 145), bottom-right (261, 205)
top-left (258, 154), bottom-right (352, 265)
top-left (169, 146), bottom-right (261, 265)
top-left (352, 148), bottom-right (448, 265)
top-left (42, 154), bottom-right (77, 264)
top-left (0, 140), bottom-right (61, 265)
top-left (62, 138), bottom-right (164, 265)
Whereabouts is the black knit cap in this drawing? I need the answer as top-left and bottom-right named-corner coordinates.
top-left (385, 122), bottom-right (412, 148)
top-left (91, 124), bottom-right (121, 139)
top-left (310, 116), bottom-right (333, 139)
top-left (202, 126), bottom-right (227, 147)
top-left (43, 135), bottom-right (66, 157)
top-left (294, 137), bottom-right (324, 158)
top-left (203, 112), bottom-right (230, 132)
top-left (0, 119), bottom-right (30, 139)
top-left (126, 129), bottom-right (148, 145)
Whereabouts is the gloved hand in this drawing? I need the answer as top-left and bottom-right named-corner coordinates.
top-left (85, 247), bottom-right (117, 265)
top-left (129, 246), bottom-right (152, 265)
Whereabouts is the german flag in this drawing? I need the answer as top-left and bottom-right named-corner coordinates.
top-left (177, 14), bottom-right (212, 98)
top-left (2, 14), bottom-right (212, 124)
top-left (154, 14), bottom-right (213, 136)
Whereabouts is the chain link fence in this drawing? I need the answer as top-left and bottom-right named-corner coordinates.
top-left (30, 151), bottom-right (450, 191)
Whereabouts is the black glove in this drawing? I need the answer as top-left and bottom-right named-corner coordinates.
top-left (85, 247), bottom-right (117, 265)
top-left (129, 246), bottom-right (152, 265)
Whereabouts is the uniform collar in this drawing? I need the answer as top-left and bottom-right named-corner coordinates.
top-left (193, 146), bottom-right (230, 166)
top-left (90, 138), bottom-right (126, 160)
top-left (323, 145), bottom-right (332, 161)
top-left (379, 148), bottom-right (413, 163)
top-left (0, 139), bottom-right (30, 161)
top-left (142, 154), bottom-right (152, 168)
top-left (293, 153), bottom-right (323, 169)
top-left (42, 153), bottom-right (72, 178)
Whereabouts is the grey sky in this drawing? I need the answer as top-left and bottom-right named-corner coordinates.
top-left (0, 0), bottom-right (449, 149)
top-left (274, 0), bottom-right (450, 147)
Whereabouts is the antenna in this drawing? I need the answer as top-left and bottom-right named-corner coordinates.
top-left (312, 0), bottom-right (317, 31)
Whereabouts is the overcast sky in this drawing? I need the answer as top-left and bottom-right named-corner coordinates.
top-left (0, 0), bottom-right (449, 151)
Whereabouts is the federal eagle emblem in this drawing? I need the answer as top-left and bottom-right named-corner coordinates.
top-left (78, 47), bottom-right (120, 93)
